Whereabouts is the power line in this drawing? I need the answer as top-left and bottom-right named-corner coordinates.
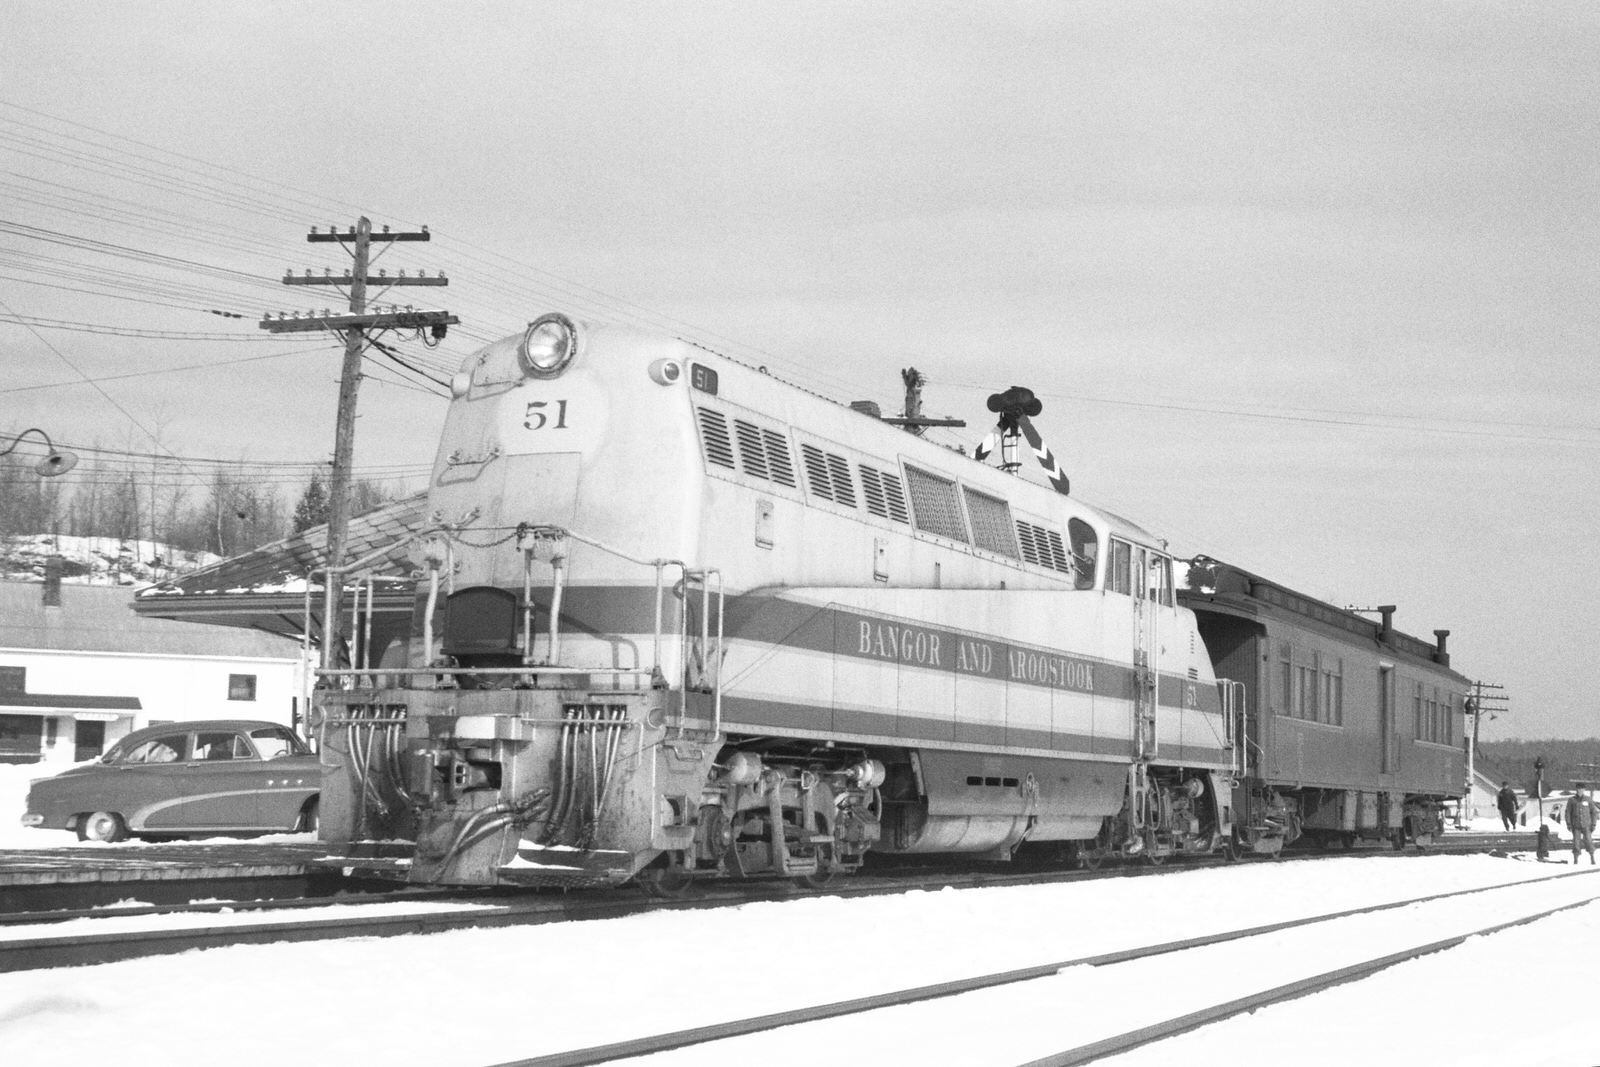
top-left (0, 344), bottom-right (334, 395)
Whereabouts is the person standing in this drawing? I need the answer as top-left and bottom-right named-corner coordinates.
top-left (1496, 781), bottom-right (1519, 831)
top-left (1565, 788), bottom-right (1596, 864)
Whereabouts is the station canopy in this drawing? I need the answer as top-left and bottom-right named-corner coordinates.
top-left (132, 494), bottom-right (425, 640)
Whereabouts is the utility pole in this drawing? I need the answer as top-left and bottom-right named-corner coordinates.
top-left (260, 218), bottom-right (458, 671)
top-left (1462, 680), bottom-right (1509, 826)
top-left (880, 368), bottom-right (965, 435)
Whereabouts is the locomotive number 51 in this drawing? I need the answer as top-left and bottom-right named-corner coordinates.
top-left (523, 399), bottom-right (570, 431)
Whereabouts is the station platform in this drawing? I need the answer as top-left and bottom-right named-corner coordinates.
top-left (0, 841), bottom-right (411, 913)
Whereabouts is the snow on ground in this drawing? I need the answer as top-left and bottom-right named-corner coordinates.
top-left (6, 766), bottom-right (1600, 1066)
top-left (0, 762), bottom-right (76, 849)
top-left (1, 852), bottom-right (1598, 1066)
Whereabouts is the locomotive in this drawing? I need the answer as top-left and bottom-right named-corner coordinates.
top-left (314, 313), bottom-right (1466, 889)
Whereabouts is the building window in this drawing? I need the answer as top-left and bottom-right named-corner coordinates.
top-left (0, 666), bottom-right (24, 692)
top-left (228, 674), bottom-right (257, 701)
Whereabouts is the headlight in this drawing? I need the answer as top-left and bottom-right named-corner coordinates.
top-left (518, 313), bottom-right (579, 377)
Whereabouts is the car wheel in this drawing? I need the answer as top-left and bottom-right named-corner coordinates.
top-left (295, 797), bottom-right (320, 834)
top-left (78, 811), bottom-right (128, 843)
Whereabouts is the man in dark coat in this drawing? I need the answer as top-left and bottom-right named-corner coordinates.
top-left (1496, 781), bottom-right (1518, 831)
top-left (1566, 788), bottom-right (1596, 864)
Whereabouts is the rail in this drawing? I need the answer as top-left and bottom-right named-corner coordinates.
top-left (488, 867), bottom-right (1600, 1067)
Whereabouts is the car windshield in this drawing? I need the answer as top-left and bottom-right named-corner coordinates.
top-left (249, 726), bottom-right (310, 759)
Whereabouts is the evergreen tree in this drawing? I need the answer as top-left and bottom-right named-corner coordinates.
top-left (292, 471), bottom-right (330, 534)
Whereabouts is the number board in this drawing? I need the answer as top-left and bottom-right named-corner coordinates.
top-left (690, 363), bottom-right (718, 395)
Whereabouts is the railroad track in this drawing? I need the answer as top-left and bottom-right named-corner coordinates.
top-left (486, 867), bottom-right (1600, 1067)
top-left (0, 838), bottom-right (1552, 973)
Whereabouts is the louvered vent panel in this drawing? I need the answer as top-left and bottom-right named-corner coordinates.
top-left (963, 488), bottom-right (1019, 558)
top-left (860, 466), bottom-right (888, 518)
top-left (881, 473), bottom-right (910, 523)
top-left (1016, 522), bottom-right (1041, 566)
top-left (764, 430), bottom-right (796, 487)
top-left (904, 465), bottom-right (968, 542)
top-left (697, 408), bottom-right (735, 469)
top-left (1016, 520), bottom-right (1071, 573)
top-left (826, 453), bottom-right (856, 508)
top-left (734, 419), bottom-right (770, 480)
top-left (1044, 529), bottom-right (1070, 571)
top-left (800, 444), bottom-right (834, 502)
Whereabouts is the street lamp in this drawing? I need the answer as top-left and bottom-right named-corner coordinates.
top-left (1535, 756), bottom-right (1550, 861)
top-left (0, 428), bottom-right (78, 477)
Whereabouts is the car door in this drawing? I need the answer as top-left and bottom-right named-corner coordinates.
top-left (177, 730), bottom-right (262, 829)
top-left (247, 725), bottom-right (319, 830)
top-left (112, 732), bottom-right (192, 832)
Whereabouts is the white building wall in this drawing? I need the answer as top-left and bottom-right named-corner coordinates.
top-left (1, 647), bottom-right (305, 763)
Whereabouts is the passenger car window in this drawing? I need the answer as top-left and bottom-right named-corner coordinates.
top-left (248, 726), bottom-right (308, 759)
top-left (123, 737), bottom-right (184, 764)
top-left (193, 732), bottom-right (244, 761)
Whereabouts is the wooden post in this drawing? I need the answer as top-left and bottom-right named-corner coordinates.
top-left (321, 216), bottom-right (371, 669)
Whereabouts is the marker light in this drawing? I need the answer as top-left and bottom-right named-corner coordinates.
top-left (518, 313), bottom-right (579, 377)
top-left (450, 371), bottom-right (472, 398)
top-left (647, 358), bottom-right (682, 386)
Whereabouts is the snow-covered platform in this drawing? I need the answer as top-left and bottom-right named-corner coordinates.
top-left (0, 841), bottom-right (407, 913)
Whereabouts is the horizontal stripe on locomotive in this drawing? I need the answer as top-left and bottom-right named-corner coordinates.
top-left (719, 596), bottom-right (1222, 713)
top-left (467, 583), bottom-right (1220, 712)
top-left (701, 693), bottom-right (1233, 768)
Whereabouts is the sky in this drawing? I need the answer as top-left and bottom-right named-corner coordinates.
top-left (0, 2), bottom-right (1596, 739)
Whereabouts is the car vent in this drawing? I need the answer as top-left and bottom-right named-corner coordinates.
top-left (904, 465), bottom-right (968, 543)
top-left (801, 443), bottom-right (857, 507)
top-left (697, 408), bottom-right (735, 469)
top-left (963, 487), bottom-right (1019, 558)
top-left (859, 465), bottom-right (911, 523)
top-left (1016, 520), bottom-right (1071, 572)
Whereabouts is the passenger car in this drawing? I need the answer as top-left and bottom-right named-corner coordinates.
top-left (21, 719), bottom-right (321, 842)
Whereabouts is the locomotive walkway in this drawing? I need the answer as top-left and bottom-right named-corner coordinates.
top-left (488, 867), bottom-right (1600, 1067)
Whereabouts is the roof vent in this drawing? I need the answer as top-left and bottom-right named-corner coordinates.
top-left (849, 401), bottom-right (882, 418)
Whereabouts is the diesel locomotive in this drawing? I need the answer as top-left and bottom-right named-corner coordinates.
top-left (314, 313), bottom-right (1467, 889)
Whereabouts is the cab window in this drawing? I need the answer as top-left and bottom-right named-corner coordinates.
top-left (1108, 539), bottom-right (1133, 595)
top-left (1068, 518), bottom-right (1098, 591)
top-left (1148, 554), bottom-right (1174, 606)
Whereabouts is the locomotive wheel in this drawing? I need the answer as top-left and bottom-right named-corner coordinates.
top-left (637, 857), bottom-right (694, 899)
top-left (795, 845), bottom-right (838, 890)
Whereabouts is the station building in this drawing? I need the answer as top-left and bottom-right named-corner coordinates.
top-left (0, 569), bottom-right (306, 765)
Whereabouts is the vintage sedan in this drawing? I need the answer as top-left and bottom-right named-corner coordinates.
top-left (21, 719), bottom-right (321, 842)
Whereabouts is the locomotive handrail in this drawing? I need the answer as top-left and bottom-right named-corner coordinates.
top-left (316, 666), bottom-right (656, 677)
